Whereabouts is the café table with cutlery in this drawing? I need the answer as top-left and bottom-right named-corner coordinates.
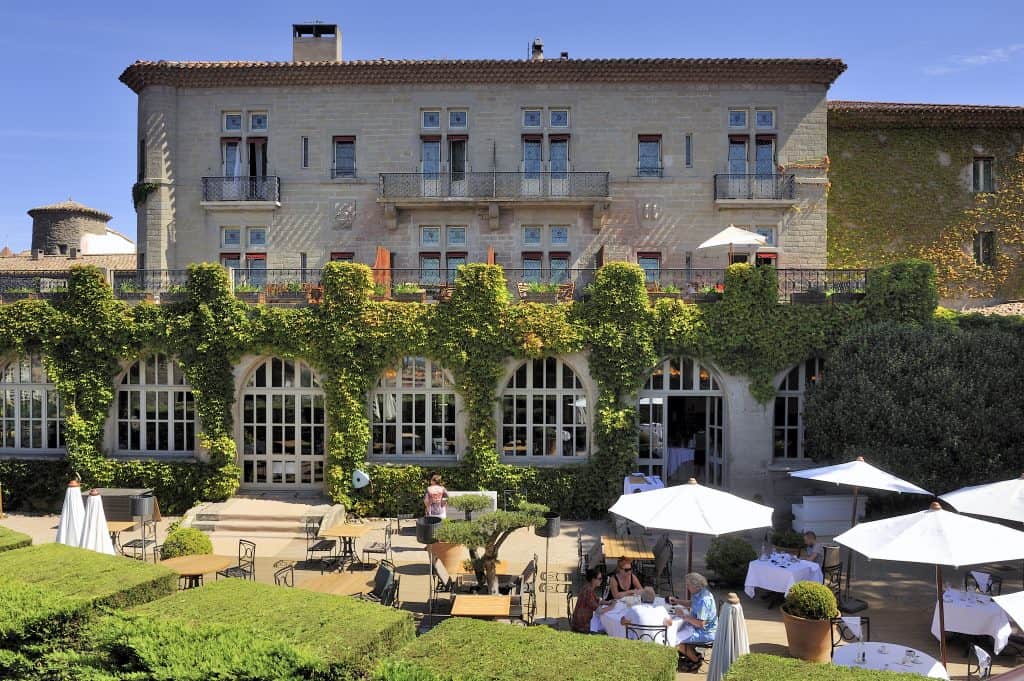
top-left (833, 642), bottom-right (949, 679)
top-left (931, 588), bottom-right (1011, 654)
top-left (744, 552), bottom-right (824, 599)
top-left (593, 594), bottom-right (691, 645)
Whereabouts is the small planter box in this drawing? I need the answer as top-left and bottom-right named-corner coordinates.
top-left (521, 291), bottom-right (559, 304)
top-left (235, 291), bottom-right (266, 304)
top-left (371, 294), bottom-right (389, 302)
top-left (791, 291), bottom-right (827, 305)
top-left (267, 291), bottom-right (308, 306)
top-left (119, 292), bottom-right (155, 305)
top-left (393, 290), bottom-right (427, 303)
top-left (160, 292), bottom-right (189, 305)
top-left (2, 292), bottom-right (39, 303)
top-left (829, 292), bottom-right (865, 304)
top-left (647, 291), bottom-right (681, 305)
top-left (694, 292), bottom-right (722, 303)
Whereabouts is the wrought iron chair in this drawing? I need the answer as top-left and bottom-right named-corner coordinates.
top-left (216, 539), bottom-right (256, 581)
top-left (355, 559), bottom-right (397, 605)
top-left (968, 644), bottom-right (993, 679)
top-left (305, 521), bottom-right (337, 566)
top-left (509, 591), bottom-right (536, 625)
top-left (830, 616), bottom-right (870, 658)
top-left (965, 572), bottom-right (1003, 596)
top-left (566, 590), bottom-right (578, 629)
top-left (274, 564), bottom-right (295, 587)
top-left (362, 521), bottom-right (394, 566)
top-left (625, 622), bottom-right (668, 645)
top-left (121, 519), bottom-right (159, 561)
top-left (651, 539), bottom-right (675, 596)
top-left (822, 562), bottom-right (844, 602)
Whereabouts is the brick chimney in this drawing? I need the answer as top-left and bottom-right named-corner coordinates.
top-left (292, 23), bottom-right (341, 62)
top-left (531, 38), bottom-right (544, 61)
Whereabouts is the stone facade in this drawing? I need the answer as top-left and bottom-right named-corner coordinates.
top-left (28, 200), bottom-right (113, 256)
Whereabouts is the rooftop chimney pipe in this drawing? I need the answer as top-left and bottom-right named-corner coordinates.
top-left (531, 38), bottom-right (544, 61)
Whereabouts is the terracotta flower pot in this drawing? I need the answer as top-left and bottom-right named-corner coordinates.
top-left (781, 607), bottom-right (833, 662)
top-left (428, 541), bottom-right (468, 576)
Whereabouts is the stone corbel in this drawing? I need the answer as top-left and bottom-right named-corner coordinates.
top-left (383, 203), bottom-right (398, 230)
top-left (592, 201), bottom-right (610, 231)
top-left (488, 203), bottom-right (500, 231)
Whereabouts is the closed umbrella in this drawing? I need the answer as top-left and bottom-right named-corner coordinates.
top-left (79, 489), bottom-right (115, 555)
top-left (608, 478), bottom-right (774, 573)
top-left (834, 501), bottom-right (1024, 668)
top-left (696, 225), bottom-right (767, 263)
top-left (706, 592), bottom-right (749, 681)
top-left (55, 479), bottom-right (85, 547)
top-left (789, 456), bottom-right (932, 609)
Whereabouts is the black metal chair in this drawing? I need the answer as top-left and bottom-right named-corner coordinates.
top-left (965, 572), bottom-right (1003, 596)
top-left (274, 564), bottom-right (295, 587)
top-left (355, 559), bottom-right (396, 605)
top-left (968, 644), bottom-right (993, 679)
top-left (830, 616), bottom-right (870, 657)
top-left (510, 591), bottom-right (536, 625)
top-left (121, 520), bottom-right (159, 561)
top-left (625, 623), bottom-right (668, 644)
top-left (217, 539), bottom-right (256, 581)
top-left (651, 540), bottom-right (675, 596)
top-left (362, 522), bottom-right (394, 566)
top-left (566, 590), bottom-right (578, 629)
top-left (305, 522), bottom-right (337, 565)
top-left (822, 562), bottom-right (844, 603)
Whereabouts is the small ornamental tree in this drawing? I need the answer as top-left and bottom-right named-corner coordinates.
top-left (434, 501), bottom-right (548, 594)
top-left (447, 494), bottom-right (493, 521)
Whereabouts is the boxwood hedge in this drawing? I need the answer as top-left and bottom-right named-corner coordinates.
top-left (0, 526), bottom-right (31, 553)
top-left (379, 618), bottom-right (677, 681)
top-left (724, 653), bottom-right (922, 680)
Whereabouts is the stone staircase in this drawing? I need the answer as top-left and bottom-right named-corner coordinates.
top-left (184, 495), bottom-right (334, 540)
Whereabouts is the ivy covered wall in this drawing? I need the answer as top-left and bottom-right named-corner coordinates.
top-left (0, 260), bottom-right (936, 518)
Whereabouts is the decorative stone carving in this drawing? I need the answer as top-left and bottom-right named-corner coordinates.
top-left (333, 200), bottom-right (356, 228)
top-left (488, 203), bottom-right (500, 231)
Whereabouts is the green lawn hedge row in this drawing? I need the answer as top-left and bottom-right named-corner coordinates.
top-left (379, 618), bottom-right (677, 681)
top-left (0, 526), bottom-right (31, 553)
top-left (724, 653), bottom-right (920, 680)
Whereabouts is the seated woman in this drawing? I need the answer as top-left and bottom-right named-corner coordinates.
top-left (608, 557), bottom-right (643, 599)
top-left (671, 572), bottom-right (717, 671)
top-left (571, 567), bottom-right (609, 633)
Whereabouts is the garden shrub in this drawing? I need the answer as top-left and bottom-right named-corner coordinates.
top-left (771, 529), bottom-right (804, 550)
top-left (863, 259), bottom-right (938, 325)
top-left (704, 536), bottom-right (757, 585)
top-left (383, 617), bottom-right (677, 681)
top-left (0, 526), bottom-right (31, 553)
top-left (782, 581), bottom-right (839, 620)
top-left (725, 653), bottom-right (913, 680)
top-left (158, 527), bottom-right (212, 559)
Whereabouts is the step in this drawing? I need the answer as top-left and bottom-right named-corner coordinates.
top-left (193, 512), bottom-right (324, 523)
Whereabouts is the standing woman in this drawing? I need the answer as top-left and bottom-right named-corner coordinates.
top-left (608, 557), bottom-right (643, 599)
top-left (424, 473), bottom-right (449, 519)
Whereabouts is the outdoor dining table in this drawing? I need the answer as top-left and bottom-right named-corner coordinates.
top-left (450, 594), bottom-right (511, 619)
top-left (160, 554), bottom-right (233, 589)
top-left (833, 641), bottom-right (949, 679)
top-left (601, 534), bottom-right (655, 561)
top-left (931, 590), bottom-right (1011, 654)
top-left (298, 572), bottom-right (374, 596)
top-left (623, 474), bottom-right (664, 495)
top-left (319, 522), bottom-right (372, 563)
top-left (744, 555), bottom-right (824, 598)
top-left (593, 595), bottom-right (688, 644)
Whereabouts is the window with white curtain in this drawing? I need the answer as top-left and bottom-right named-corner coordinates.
top-left (773, 357), bottom-right (824, 459)
top-left (501, 357), bottom-right (588, 458)
top-left (370, 357), bottom-right (456, 456)
top-left (117, 354), bottom-right (195, 454)
top-left (0, 355), bottom-right (63, 452)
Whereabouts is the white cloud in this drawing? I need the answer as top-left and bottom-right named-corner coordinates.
top-left (926, 43), bottom-right (1024, 76)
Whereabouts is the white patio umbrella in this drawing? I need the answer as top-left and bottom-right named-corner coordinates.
top-left (993, 591), bottom-right (1024, 629)
top-left (79, 488), bottom-right (115, 555)
top-left (706, 592), bottom-right (750, 681)
top-left (55, 479), bottom-right (85, 547)
top-left (940, 473), bottom-right (1024, 523)
top-left (608, 478), bottom-right (774, 573)
top-left (834, 501), bottom-right (1024, 669)
top-left (789, 456), bottom-right (932, 608)
top-left (696, 225), bottom-right (767, 263)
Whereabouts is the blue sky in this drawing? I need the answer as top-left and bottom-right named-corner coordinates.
top-left (0, 0), bottom-right (1020, 251)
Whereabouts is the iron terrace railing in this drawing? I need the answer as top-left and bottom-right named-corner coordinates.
top-left (112, 269), bottom-right (191, 295)
top-left (714, 173), bottom-right (796, 200)
top-left (378, 171), bottom-right (610, 200)
top-left (201, 176), bottom-right (281, 202)
top-left (0, 270), bottom-right (72, 293)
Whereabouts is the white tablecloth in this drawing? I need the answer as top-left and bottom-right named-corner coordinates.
top-left (665, 447), bottom-right (695, 478)
top-left (623, 474), bottom-right (665, 495)
top-left (592, 597), bottom-right (689, 645)
top-left (833, 642), bottom-right (948, 679)
top-left (931, 590), bottom-right (1011, 654)
top-left (744, 557), bottom-right (824, 599)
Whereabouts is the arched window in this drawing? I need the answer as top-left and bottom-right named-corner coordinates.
top-left (0, 355), bottom-right (63, 451)
top-left (241, 358), bottom-right (326, 486)
top-left (774, 357), bottom-right (824, 459)
top-left (371, 357), bottom-right (456, 456)
top-left (501, 357), bottom-right (588, 458)
top-left (117, 354), bottom-right (194, 454)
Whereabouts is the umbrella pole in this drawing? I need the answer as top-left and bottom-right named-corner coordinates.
top-left (687, 532), bottom-right (694, 575)
top-left (844, 486), bottom-right (859, 602)
top-left (935, 564), bottom-right (948, 669)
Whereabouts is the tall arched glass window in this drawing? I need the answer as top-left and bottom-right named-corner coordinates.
top-left (117, 354), bottom-right (194, 454)
top-left (241, 358), bottom-right (326, 486)
top-left (370, 357), bottom-right (456, 456)
top-left (0, 355), bottom-right (63, 452)
top-left (774, 357), bottom-right (824, 459)
top-left (501, 357), bottom-right (588, 458)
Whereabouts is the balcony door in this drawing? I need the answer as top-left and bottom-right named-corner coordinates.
top-left (222, 140), bottom-right (242, 199)
top-left (754, 136), bottom-right (776, 198)
top-left (421, 139), bottom-right (441, 197)
top-left (449, 138), bottom-right (467, 197)
top-left (727, 137), bottom-right (748, 198)
top-left (550, 138), bottom-right (569, 196)
top-left (522, 138), bottom-right (542, 196)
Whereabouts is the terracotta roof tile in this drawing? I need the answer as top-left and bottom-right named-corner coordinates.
top-left (120, 58), bottom-right (847, 92)
top-left (0, 254), bottom-right (136, 272)
top-left (829, 100), bottom-right (1024, 128)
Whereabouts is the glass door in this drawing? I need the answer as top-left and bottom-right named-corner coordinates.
top-left (449, 139), bottom-right (467, 197)
top-left (522, 139), bottom-right (542, 196)
top-left (705, 396), bottom-right (724, 487)
top-left (421, 139), bottom-right (442, 197)
top-left (550, 138), bottom-right (569, 196)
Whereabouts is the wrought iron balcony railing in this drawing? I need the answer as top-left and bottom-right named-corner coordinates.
top-left (378, 171), bottom-right (609, 200)
top-left (714, 173), bottom-right (796, 200)
top-left (202, 176), bottom-right (281, 202)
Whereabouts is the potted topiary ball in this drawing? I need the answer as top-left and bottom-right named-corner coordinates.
top-left (159, 527), bottom-right (213, 559)
top-left (781, 580), bottom-right (839, 662)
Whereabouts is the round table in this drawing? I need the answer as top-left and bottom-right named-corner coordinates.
top-left (160, 554), bottom-right (233, 589)
top-left (833, 642), bottom-right (949, 679)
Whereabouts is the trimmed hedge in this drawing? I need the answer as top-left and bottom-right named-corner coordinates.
top-left (158, 527), bottom-right (212, 559)
top-left (724, 653), bottom-right (919, 680)
top-left (0, 526), bottom-right (31, 553)
top-left (380, 618), bottom-right (677, 681)
top-left (123, 579), bottom-right (415, 680)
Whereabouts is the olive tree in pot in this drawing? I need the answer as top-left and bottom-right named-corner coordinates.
top-left (781, 580), bottom-right (839, 662)
top-left (448, 493), bottom-right (493, 521)
top-left (434, 500), bottom-right (547, 594)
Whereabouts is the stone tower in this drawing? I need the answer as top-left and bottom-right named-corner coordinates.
top-left (28, 199), bottom-right (113, 255)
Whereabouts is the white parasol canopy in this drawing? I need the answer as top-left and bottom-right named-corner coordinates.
top-left (697, 225), bottom-right (767, 251)
top-left (609, 478), bottom-right (774, 572)
top-left (79, 489), bottom-right (115, 555)
top-left (834, 502), bottom-right (1024, 668)
top-left (940, 473), bottom-right (1024, 523)
top-left (55, 479), bottom-right (86, 547)
top-left (993, 591), bottom-right (1024, 629)
top-left (706, 592), bottom-right (750, 681)
top-left (789, 457), bottom-right (932, 496)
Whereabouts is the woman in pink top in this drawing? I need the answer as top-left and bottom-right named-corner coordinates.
top-left (424, 474), bottom-right (449, 519)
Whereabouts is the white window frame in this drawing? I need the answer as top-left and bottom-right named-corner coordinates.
top-left (754, 109), bottom-right (775, 129)
top-left (755, 226), bottom-right (776, 247)
top-left (249, 111), bottom-right (269, 132)
top-left (247, 227), bottom-right (267, 248)
top-left (448, 110), bottom-right (468, 129)
top-left (422, 110), bottom-right (441, 129)
top-left (523, 225), bottom-right (543, 246)
top-left (973, 157), bottom-right (995, 193)
top-left (420, 226), bottom-right (441, 247)
top-left (728, 109), bottom-right (748, 129)
top-left (116, 354), bottom-right (195, 455)
top-left (523, 109), bottom-right (542, 128)
top-left (223, 111), bottom-right (243, 132)
top-left (500, 358), bottom-right (589, 459)
top-left (446, 226), bottom-right (467, 247)
top-left (550, 108), bottom-right (570, 128)
top-left (0, 355), bottom-right (64, 452)
top-left (370, 357), bottom-right (457, 458)
top-left (221, 227), bottom-right (241, 248)
top-left (550, 225), bottom-right (569, 246)
top-left (773, 357), bottom-right (824, 460)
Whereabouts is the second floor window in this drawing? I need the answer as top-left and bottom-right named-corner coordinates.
top-left (973, 157), bottom-right (994, 193)
top-left (973, 230), bottom-right (995, 266)
top-left (638, 136), bottom-right (662, 177)
top-left (333, 137), bottom-right (355, 178)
